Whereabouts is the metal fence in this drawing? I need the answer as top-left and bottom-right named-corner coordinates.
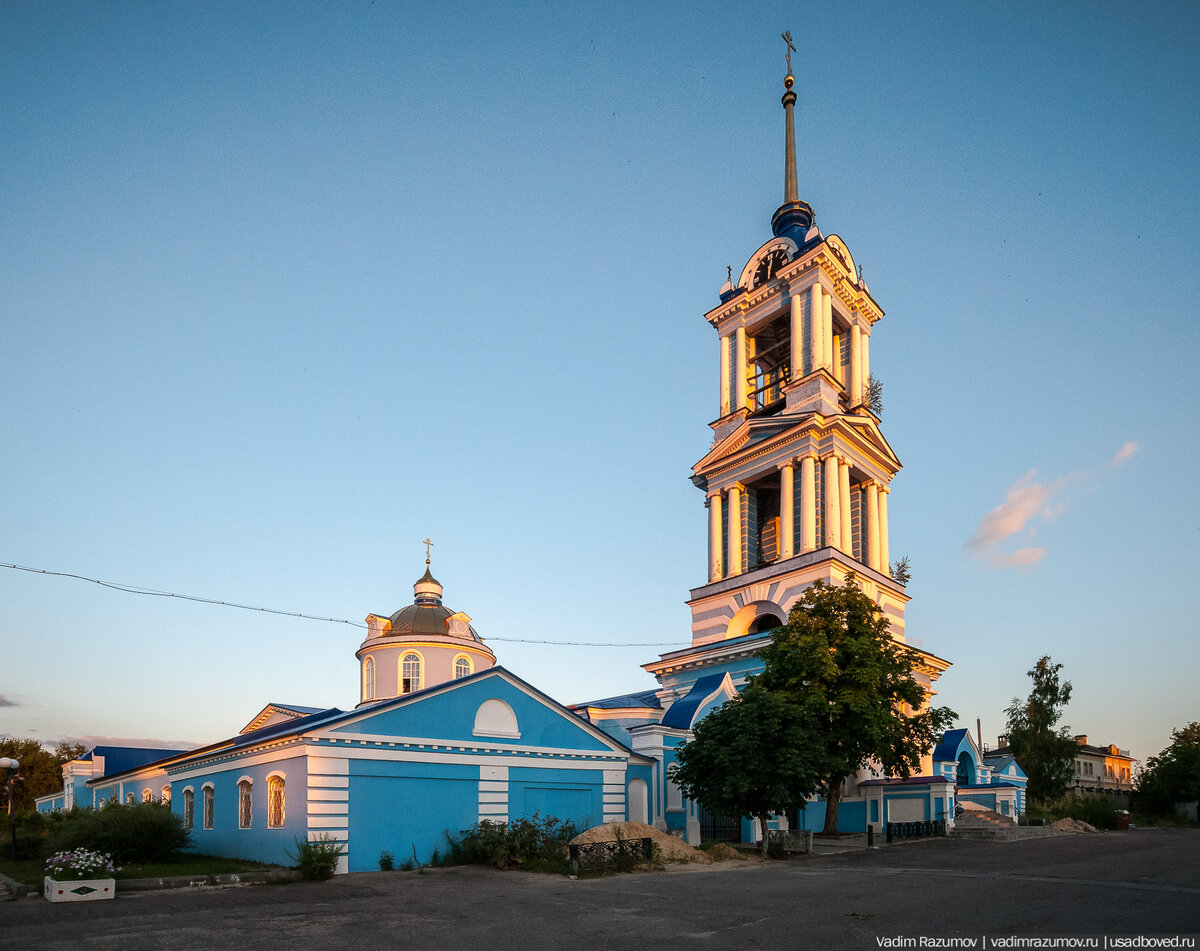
top-left (567, 837), bottom-right (653, 875)
top-left (885, 819), bottom-right (946, 843)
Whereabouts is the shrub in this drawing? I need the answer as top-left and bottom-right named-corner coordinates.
top-left (378, 850), bottom-right (394, 871)
top-left (43, 803), bottom-right (190, 864)
top-left (444, 813), bottom-right (580, 872)
top-left (288, 835), bottom-right (344, 881)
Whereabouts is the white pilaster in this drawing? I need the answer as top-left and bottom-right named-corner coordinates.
top-left (822, 455), bottom-right (840, 549)
top-left (727, 483), bottom-right (744, 575)
top-left (734, 326), bottom-right (748, 411)
top-left (851, 323), bottom-right (863, 407)
top-left (719, 333), bottom-right (731, 417)
top-left (800, 454), bottom-right (817, 552)
top-left (839, 460), bottom-right (852, 556)
top-left (779, 461), bottom-right (794, 560)
top-left (708, 491), bottom-right (724, 582)
top-left (790, 293), bottom-right (804, 380)
top-left (866, 481), bottom-right (881, 571)
top-left (823, 287), bottom-right (834, 371)
top-left (879, 486), bottom-right (890, 571)
top-left (809, 284), bottom-right (824, 372)
top-left (861, 331), bottom-right (871, 407)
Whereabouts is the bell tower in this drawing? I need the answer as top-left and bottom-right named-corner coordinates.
top-left (644, 41), bottom-right (947, 702)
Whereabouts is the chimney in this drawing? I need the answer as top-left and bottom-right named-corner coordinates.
top-left (1075, 735), bottom-right (1088, 746)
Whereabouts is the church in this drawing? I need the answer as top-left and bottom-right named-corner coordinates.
top-left (38, 49), bottom-right (1027, 864)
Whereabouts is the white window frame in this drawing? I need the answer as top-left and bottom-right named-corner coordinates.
top-left (364, 656), bottom-right (376, 700)
top-left (182, 787), bottom-right (194, 831)
top-left (238, 777), bottom-right (253, 830)
top-left (400, 651), bottom-right (423, 694)
top-left (202, 784), bottom-right (215, 830)
top-left (267, 772), bottom-right (285, 829)
top-left (453, 654), bottom-right (473, 679)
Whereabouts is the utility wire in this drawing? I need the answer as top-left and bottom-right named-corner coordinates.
top-left (1, 561), bottom-right (678, 648)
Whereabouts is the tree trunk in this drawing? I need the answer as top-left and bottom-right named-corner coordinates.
top-left (822, 779), bottom-right (843, 836)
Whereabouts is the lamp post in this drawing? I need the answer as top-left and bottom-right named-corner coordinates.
top-left (0, 757), bottom-right (18, 860)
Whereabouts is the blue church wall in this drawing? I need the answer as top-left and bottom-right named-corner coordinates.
top-left (791, 799), bottom-right (867, 833)
top-left (169, 754), bottom-right (309, 866)
top-left (508, 764), bottom-right (603, 830)
top-left (348, 771), bottom-right (477, 871)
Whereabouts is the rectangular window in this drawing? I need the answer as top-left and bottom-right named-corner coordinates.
top-left (183, 789), bottom-right (194, 831)
top-left (203, 786), bottom-right (214, 830)
top-left (238, 781), bottom-right (253, 829)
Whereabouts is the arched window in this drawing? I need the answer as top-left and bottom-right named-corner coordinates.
top-left (267, 775), bottom-right (285, 828)
top-left (400, 652), bottom-right (422, 694)
top-left (238, 779), bottom-right (253, 829)
top-left (125, 792), bottom-right (135, 805)
top-left (182, 788), bottom-right (194, 830)
top-left (454, 655), bottom-right (473, 679)
top-left (364, 656), bottom-right (376, 700)
top-left (142, 788), bottom-right (153, 803)
top-left (202, 785), bottom-right (214, 830)
top-left (161, 785), bottom-right (171, 804)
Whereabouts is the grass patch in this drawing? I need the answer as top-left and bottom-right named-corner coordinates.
top-left (0, 853), bottom-right (279, 890)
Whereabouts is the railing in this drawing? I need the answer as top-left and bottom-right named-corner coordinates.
top-left (766, 829), bottom-right (813, 853)
top-left (885, 820), bottom-right (946, 843)
top-left (567, 837), bottom-right (653, 875)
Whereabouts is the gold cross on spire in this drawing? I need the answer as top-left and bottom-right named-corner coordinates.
top-left (422, 537), bottom-right (434, 565)
top-left (782, 30), bottom-right (796, 77)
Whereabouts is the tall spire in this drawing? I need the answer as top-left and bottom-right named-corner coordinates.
top-left (771, 31), bottom-right (814, 241)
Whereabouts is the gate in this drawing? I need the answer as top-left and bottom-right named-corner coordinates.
top-left (697, 804), bottom-right (741, 843)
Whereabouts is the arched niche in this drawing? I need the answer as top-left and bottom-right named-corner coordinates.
top-left (473, 698), bottom-right (520, 739)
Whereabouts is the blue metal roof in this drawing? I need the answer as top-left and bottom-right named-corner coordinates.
top-left (575, 689), bottom-right (662, 710)
top-left (661, 673), bottom-right (729, 729)
top-left (932, 728), bottom-right (970, 763)
top-left (88, 746), bottom-right (190, 776)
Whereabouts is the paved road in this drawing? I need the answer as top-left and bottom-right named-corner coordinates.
top-left (5, 830), bottom-right (1199, 950)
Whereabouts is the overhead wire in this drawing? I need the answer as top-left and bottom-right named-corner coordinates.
top-left (1, 561), bottom-right (679, 648)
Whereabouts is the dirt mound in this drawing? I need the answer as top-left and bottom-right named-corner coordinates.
top-left (704, 842), bottom-right (747, 862)
top-left (570, 822), bottom-right (712, 864)
top-left (1051, 817), bottom-right (1101, 834)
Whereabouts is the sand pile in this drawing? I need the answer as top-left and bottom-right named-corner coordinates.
top-left (570, 822), bottom-right (712, 864)
top-left (1051, 817), bottom-right (1101, 833)
top-left (704, 842), bottom-right (747, 862)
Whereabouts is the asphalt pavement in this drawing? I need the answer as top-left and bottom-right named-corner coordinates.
top-left (4, 829), bottom-right (1198, 950)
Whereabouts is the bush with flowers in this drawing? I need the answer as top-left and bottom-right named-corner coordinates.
top-left (45, 848), bottom-right (121, 881)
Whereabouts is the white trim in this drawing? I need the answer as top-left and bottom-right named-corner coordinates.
top-left (478, 792), bottom-right (508, 804)
top-left (308, 816), bottom-right (348, 829)
top-left (307, 789), bottom-right (349, 802)
top-left (307, 802), bottom-right (347, 815)
top-left (308, 731), bottom-right (625, 761)
top-left (298, 746), bottom-right (627, 771)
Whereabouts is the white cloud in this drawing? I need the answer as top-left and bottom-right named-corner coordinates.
top-left (965, 441), bottom-right (1137, 570)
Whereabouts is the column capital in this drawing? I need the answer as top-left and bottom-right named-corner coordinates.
top-left (776, 458), bottom-right (796, 472)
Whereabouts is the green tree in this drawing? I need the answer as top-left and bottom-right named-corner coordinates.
top-left (0, 738), bottom-right (88, 812)
top-left (1134, 722), bottom-right (1200, 815)
top-left (670, 685), bottom-right (821, 855)
top-left (755, 576), bottom-right (956, 835)
top-left (1004, 655), bottom-right (1077, 804)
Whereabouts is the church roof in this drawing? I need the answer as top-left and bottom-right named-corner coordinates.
top-left (574, 690), bottom-right (662, 711)
top-left (385, 602), bottom-right (481, 641)
top-left (83, 746), bottom-right (191, 777)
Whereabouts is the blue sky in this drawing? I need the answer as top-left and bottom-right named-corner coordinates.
top-left (2, 2), bottom-right (1197, 768)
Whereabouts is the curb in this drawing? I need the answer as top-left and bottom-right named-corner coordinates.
top-left (117, 869), bottom-right (302, 891)
top-left (0, 871), bottom-right (30, 900)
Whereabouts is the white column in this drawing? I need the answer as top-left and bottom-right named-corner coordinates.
top-left (719, 334), bottom-right (731, 417)
top-left (851, 323), bottom-right (863, 407)
top-left (861, 332), bottom-right (871, 407)
top-left (708, 491), bottom-right (724, 582)
top-left (879, 486), bottom-right (890, 572)
top-left (734, 325), bottom-right (748, 411)
top-left (800, 454), bottom-right (817, 552)
top-left (779, 461), bottom-right (794, 560)
top-left (823, 455), bottom-right (840, 549)
top-left (839, 460), bottom-right (852, 555)
top-left (866, 481), bottom-right (881, 572)
top-left (790, 293), bottom-right (804, 381)
top-left (823, 287), bottom-right (835, 371)
top-left (809, 284), bottom-right (824, 372)
top-left (727, 483), bottom-right (743, 575)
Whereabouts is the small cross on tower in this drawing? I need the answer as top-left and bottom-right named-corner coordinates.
top-left (422, 537), bottom-right (434, 565)
top-left (781, 30), bottom-right (796, 77)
